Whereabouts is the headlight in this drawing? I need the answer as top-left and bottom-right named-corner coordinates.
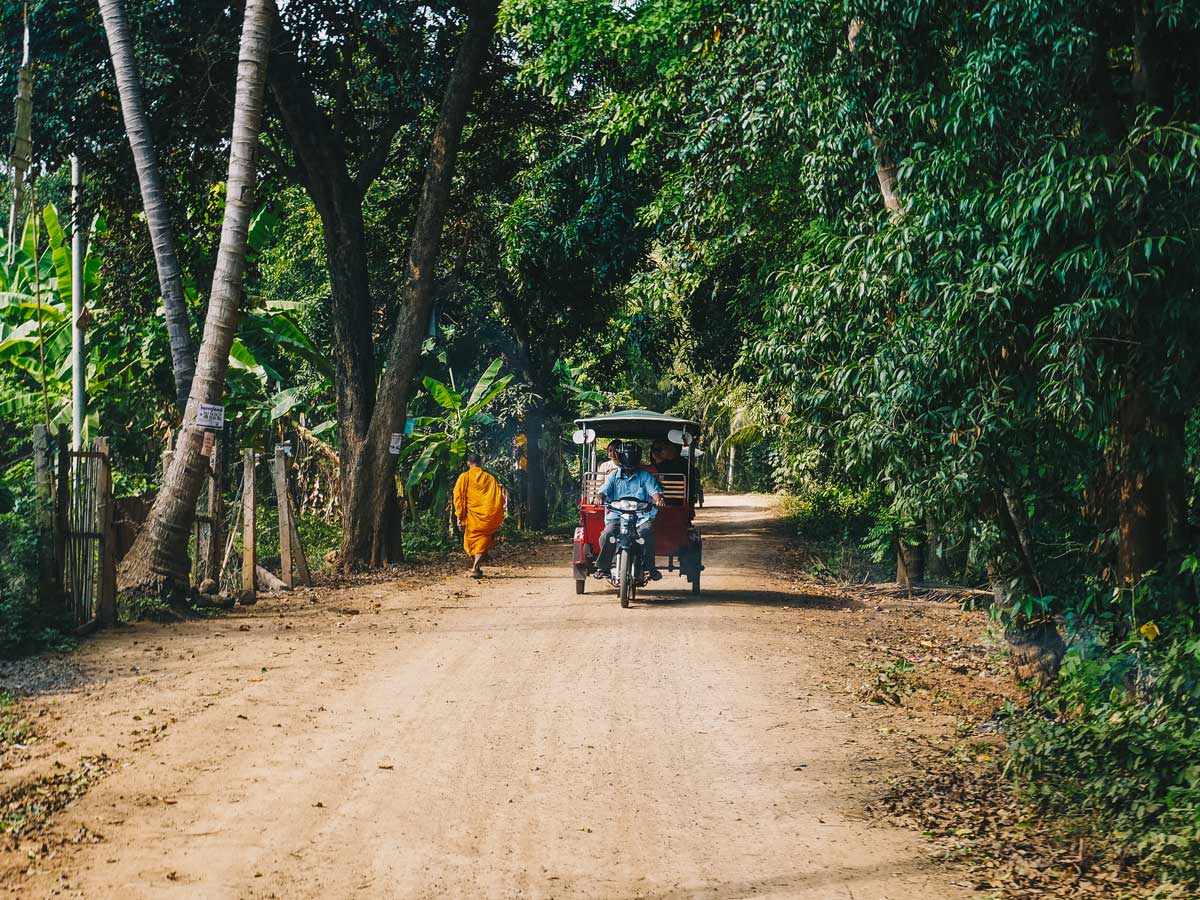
top-left (610, 499), bottom-right (640, 512)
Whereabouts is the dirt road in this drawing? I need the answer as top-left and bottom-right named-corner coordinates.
top-left (3, 496), bottom-right (971, 899)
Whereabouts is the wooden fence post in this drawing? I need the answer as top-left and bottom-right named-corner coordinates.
top-left (273, 446), bottom-right (294, 589)
top-left (289, 501), bottom-right (312, 587)
top-left (95, 437), bottom-right (117, 627)
top-left (205, 440), bottom-right (223, 587)
top-left (240, 449), bottom-right (256, 605)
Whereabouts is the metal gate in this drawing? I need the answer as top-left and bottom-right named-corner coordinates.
top-left (63, 438), bottom-right (116, 632)
top-left (34, 425), bottom-right (116, 633)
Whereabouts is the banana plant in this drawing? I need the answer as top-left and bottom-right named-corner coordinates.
top-left (0, 203), bottom-right (332, 443)
top-left (0, 206), bottom-right (104, 426)
top-left (397, 358), bottom-right (513, 513)
top-left (224, 295), bottom-right (335, 443)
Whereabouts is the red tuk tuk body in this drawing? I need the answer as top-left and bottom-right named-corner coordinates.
top-left (570, 410), bottom-right (703, 598)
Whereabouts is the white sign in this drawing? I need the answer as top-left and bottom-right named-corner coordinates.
top-left (389, 433), bottom-right (403, 455)
top-left (195, 403), bottom-right (225, 430)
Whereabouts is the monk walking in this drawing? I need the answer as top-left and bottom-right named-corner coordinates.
top-left (453, 452), bottom-right (506, 578)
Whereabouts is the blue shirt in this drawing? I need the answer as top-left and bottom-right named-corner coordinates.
top-left (598, 468), bottom-right (663, 524)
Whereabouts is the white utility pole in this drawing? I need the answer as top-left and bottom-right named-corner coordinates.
top-left (71, 155), bottom-right (85, 448)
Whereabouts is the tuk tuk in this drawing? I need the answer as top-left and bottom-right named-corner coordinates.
top-left (570, 410), bottom-right (703, 603)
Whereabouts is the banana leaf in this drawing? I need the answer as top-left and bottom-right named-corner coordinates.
top-left (423, 376), bottom-right (461, 411)
top-left (465, 358), bottom-right (505, 410)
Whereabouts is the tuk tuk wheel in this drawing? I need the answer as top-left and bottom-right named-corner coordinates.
top-left (575, 578), bottom-right (586, 595)
top-left (618, 550), bottom-right (633, 608)
top-left (689, 573), bottom-right (701, 594)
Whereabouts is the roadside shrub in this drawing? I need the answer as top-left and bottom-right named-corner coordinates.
top-left (780, 482), bottom-right (883, 542)
top-left (403, 509), bottom-right (455, 556)
top-left (1007, 633), bottom-right (1200, 885)
top-left (0, 467), bottom-right (65, 656)
top-left (296, 512), bottom-right (342, 574)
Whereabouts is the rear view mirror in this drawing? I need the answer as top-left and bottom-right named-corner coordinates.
top-left (572, 428), bottom-right (596, 445)
top-left (668, 429), bottom-right (693, 446)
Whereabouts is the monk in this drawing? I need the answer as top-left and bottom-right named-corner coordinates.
top-left (453, 452), bottom-right (506, 578)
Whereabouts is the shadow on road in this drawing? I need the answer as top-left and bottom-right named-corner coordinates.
top-left (618, 852), bottom-right (946, 900)
top-left (635, 587), bottom-right (853, 610)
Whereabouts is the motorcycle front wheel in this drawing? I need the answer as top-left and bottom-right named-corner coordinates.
top-left (617, 548), bottom-right (634, 608)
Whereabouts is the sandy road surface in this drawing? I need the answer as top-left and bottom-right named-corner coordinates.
top-left (4, 495), bottom-right (968, 899)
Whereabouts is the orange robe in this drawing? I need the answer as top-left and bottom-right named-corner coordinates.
top-left (453, 466), bottom-right (505, 555)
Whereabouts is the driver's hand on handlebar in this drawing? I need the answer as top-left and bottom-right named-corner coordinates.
top-left (653, 493), bottom-right (666, 509)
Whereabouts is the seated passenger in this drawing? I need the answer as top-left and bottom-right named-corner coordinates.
top-left (597, 440), bottom-right (621, 475)
top-left (652, 439), bottom-right (688, 476)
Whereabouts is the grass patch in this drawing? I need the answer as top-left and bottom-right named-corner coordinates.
top-left (0, 691), bottom-right (36, 752)
top-left (117, 592), bottom-right (181, 622)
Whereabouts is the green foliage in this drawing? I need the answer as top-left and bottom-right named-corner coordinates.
top-left (1009, 635), bottom-right (1200, 884)
top-left (861, 658), bottom-right (919, 706)
top-left (0, 464), bottom-right (66, 656)
top-left (781, 483), bottom-right (882, 543)
top-left (115, 593), bottom-right (177, 623)
top-left (0, 206), bottom-right (106, 432)
top-left (0, 694), bottom-right (36, 748)
top-left (295, 513), bottom-right (342, 575)
top-left (2, 1), bottom-right (1198, 876)
top-left (399, 359), bottom-right (513, 512)
top-left (401, 509), bottom-right (456, 556)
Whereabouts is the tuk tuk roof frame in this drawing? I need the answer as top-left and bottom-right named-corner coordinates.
top-left (574, 409), bottom-right (701, 440)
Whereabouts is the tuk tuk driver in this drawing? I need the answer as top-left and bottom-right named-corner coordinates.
top-left (593, 443), bottom-right (666, 581)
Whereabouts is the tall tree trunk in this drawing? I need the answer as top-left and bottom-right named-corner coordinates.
top-left (97, 0), bottom-right (196, 410)
top-left (318, 193), bottom-right (387, 549)
top-left (524, 387), bottom-right (549, 531)
top-left (498, 283), bottom-right (556, 534)
top-left (1113, 384), bottom-right (1169, 586)
top-left (266, 39), bottom-right (378, 453)
top-left (847, 19), bottom-right (903, 219)
top-left (1109, 7), bottom-right (1174, 591)
top-left (118, 0), bottom-right (274, 597)
top-left (340, 0), bottom-right (499, 570)
top-left (510, 334), bottom-right (551, 532)
top-left (895, 535), bottom-right (924, 591)
top-left (987, 483), bottom-right (1065, 685)
top-left (924, 513), bottom-right (950, 580)
top-left (267, 22), bottom-right (418, 566)
top-left (988, 561), bottom-right (1065, 688)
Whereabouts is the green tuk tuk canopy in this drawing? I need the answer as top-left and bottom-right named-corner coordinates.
top-left (575, 409), bottom-right (701, 440)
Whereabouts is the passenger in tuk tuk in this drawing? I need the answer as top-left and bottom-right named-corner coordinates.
top-left (598, 440), bottom-right (621, 475)
top-left (650, 439), bottom-right (688, 476)
top-left (593, 443), bottom-right (666, 580)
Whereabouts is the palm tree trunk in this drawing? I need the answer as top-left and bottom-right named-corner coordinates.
top-left (97, 0), bottom-right (196, 410)
top-left (340, 0), bottom-right (499, 570)
top-left (118, 0), bottom-right (274, 599)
